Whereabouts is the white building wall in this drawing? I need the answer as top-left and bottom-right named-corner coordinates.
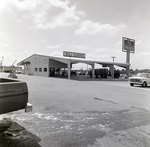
top-left (32, 55), bottom-right (49, 77)
top-left (22, 55), bottom-right (67, 77)
top-left (24, 55), bottom-right (49, 77)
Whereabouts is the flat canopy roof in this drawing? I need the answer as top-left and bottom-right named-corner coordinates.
top-left (17, 54), bottom-right (130, 68)
top-left (50, 56), bottom-right (130, 68)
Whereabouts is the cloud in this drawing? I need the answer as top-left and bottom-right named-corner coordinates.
top-left (94, 48), bottom-right (106, 53)
top-left (2, 0), bottom-right (85, 29)
top-left (0, 52), bottom-right (23, 66)
top-left (35, 1), bottom-right (84, 29)
top-left (4, 44), bottom-right (9, 47)
top-left (65, 44), bottom-right (85, 50)
top-left (75, 20), bottom-right (126, 36)
top-left (87, 53), bottom-right (110, 61)
top-left (47, 45), bottom-right (61, 49)
top-left (136, 40), bottom-right (142, 45)
top-left (139, 52), bottom-right (150, 57)
top-left (50, 51), bottom-right (62, 56)
top-left (0, 1), bottom-right (7, 10)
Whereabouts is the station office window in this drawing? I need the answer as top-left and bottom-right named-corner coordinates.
top-left (35, 68), bottom-right (37, 72)
top-left (39, 68), bottom-right (42, 72)
top-left (44, 68), bottom-right (47, 72)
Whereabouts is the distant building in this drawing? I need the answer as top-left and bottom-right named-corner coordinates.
top-left (17, 54), bottom-right (67, 77)
top-left (17, 54), bottom-right (130, 79)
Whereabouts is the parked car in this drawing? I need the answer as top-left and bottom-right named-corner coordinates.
top-left (88, 68), bottom-right (108, 78)
top-left (120, 74), bottom-right (127, 78)
top-left (78, 71), bottom-right (86, 75)
top-left (71, 70), bottom-right (76, 75)
top-left (129, 73), bottom-right (150, 87)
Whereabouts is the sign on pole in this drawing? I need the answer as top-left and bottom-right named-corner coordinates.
top-left (122, 37), bottom-right (135, 53)
top-left (63, 51), bottom-right (86, 59)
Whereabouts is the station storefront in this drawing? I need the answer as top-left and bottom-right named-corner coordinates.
top-left (17, 54), bottom-right (130, 80)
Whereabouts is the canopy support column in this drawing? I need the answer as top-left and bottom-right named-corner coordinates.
top-left (91, 63), bottom-right (95, 79)
top-left (67, 60), bottom-right (71, 80)
top-left (109, 64), bottom-right (114, 79)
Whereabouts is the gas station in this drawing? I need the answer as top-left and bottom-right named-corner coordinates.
top-left (17, 37), bottom-right (135, 80)
top-left (51, 55), bottom-right (130, 79)
top-left (17, 53), bottom-right (130, 80)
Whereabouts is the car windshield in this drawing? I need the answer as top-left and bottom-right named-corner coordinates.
top-left (137, 73), bottom-right (149, 77)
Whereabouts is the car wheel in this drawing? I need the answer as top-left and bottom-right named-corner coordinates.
top-left (142, 82), bottom-right (147, 87)
top-left (130, 83), bottom-right (134, 86)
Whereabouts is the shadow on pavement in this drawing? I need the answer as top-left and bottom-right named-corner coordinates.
top-left (132, 85), bottom-right (150, 89)
top-left (0, 118), bottom-right (41, 147)
top-left (53, 75), bottom-right (128, 81)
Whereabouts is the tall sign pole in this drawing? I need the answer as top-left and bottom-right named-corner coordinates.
top-left (122, 37), bottom-right (135, 77)
top-left (126, 50), bottom-right (130, 64)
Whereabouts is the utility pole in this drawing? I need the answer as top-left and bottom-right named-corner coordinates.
top-left (0, 56), bottom-right (4, 67)
top-left (111, 56), bottom-right (116, 62)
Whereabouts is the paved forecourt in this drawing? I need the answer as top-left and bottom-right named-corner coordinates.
top-left (1, 72), bottom-right (150, 147)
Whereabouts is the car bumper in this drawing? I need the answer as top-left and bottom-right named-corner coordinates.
top-left (129, 81), bottom-right (143, 85)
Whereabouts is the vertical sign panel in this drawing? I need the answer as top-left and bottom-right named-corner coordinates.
top-left (122, 37), bottom-right (135, 53)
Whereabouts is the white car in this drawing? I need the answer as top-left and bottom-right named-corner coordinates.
top-left (129, 73), bottom-right (150, 87)
top-left (120, 74), bottom-right (127, 78)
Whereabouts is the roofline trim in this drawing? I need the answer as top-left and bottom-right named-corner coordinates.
top-left (17, 54), bottom-right (130, 67)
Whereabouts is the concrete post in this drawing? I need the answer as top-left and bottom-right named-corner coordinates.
top-left (47, 58), bottom-right (50, 77)
top-left (24, 64), bottom-right (26, 74)
top-left (91, 63), bottom-right (95, 79)
top-left (126, 50), bottom-right (130, 64)
top-left (109, 65), bottom-right (114, 79)
top-left (126, 66), bottom-right (130, 78)
top-left (126, 50), bottom-right (130, 78)
top-left (28, 63), bottom-right (30, 75)
top-left (67, 60), bottom-right (71, 79)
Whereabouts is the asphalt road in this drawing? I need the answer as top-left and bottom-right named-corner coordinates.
top-left (1, 73), bottom-right (150, 147)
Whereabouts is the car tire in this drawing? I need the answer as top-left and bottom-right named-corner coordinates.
top-left (142, 82), bottom-right (147, 87)
top-left (130, 83), bottom-right (134, 86)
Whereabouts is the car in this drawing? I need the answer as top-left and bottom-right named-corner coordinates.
top-left (129, 73), bottom-right (150, 87)
top-left (120, 74), bottom-right (127, 78)
top-left (78, 71), bottom-right (86, 75)
top-left (71, 70), bottom-right (76, 75)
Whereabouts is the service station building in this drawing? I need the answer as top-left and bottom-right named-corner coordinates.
top-left (17, 54), bottom-right (130, 79)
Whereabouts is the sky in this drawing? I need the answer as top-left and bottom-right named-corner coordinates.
top-left (0, 0), bottom-right (150, 70)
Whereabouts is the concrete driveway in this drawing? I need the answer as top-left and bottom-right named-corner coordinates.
top-left (1, 73), bottom-right (150, 147)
